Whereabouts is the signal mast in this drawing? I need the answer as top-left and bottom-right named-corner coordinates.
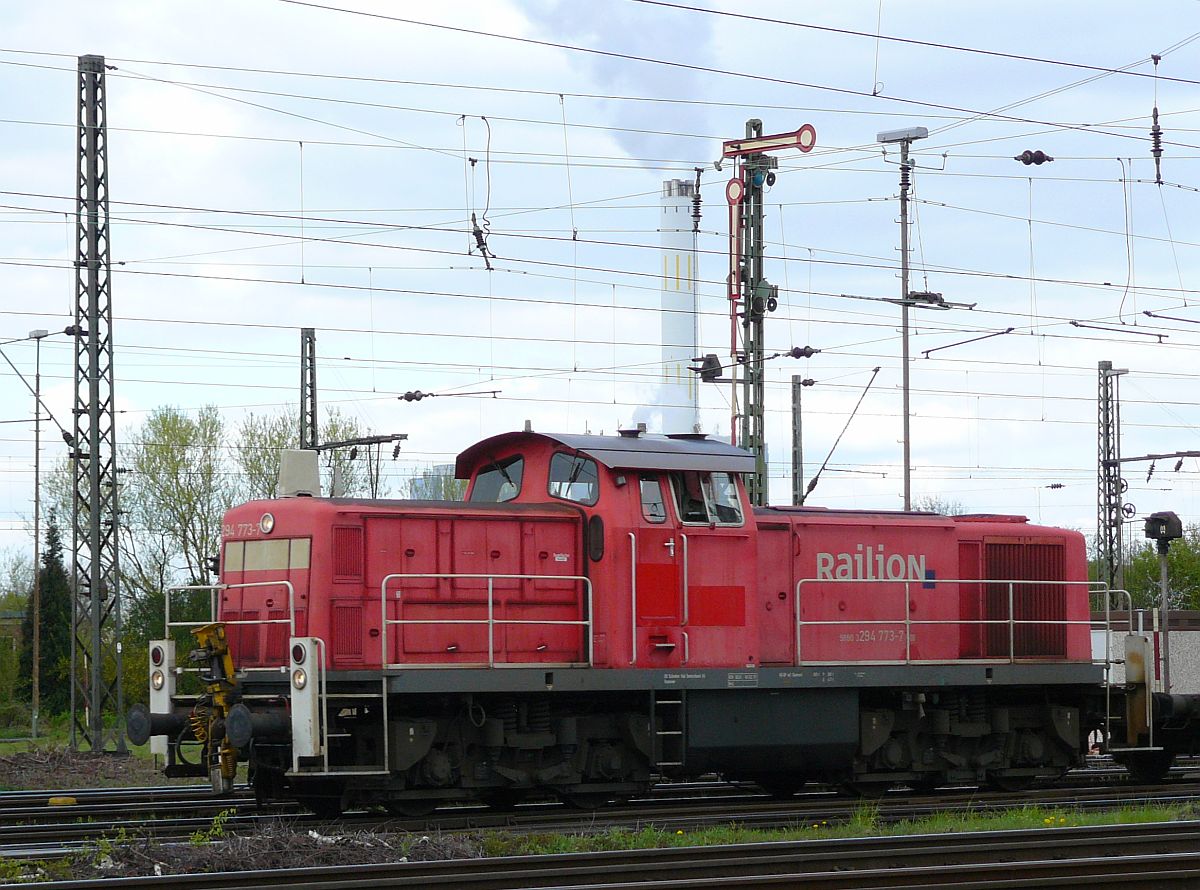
top-left (722, 120), bottom-right (816, 505)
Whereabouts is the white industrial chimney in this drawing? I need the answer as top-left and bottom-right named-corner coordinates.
top-left (659, 179), bottom-right (700, 433)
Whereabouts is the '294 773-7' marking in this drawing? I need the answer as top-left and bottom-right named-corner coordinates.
top-left (222, 523), bottom-right (262, 538)
top-left (837, 628), bottom-right (906, 643)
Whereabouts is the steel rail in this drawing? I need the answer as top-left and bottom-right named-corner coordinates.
top-left (23, 820), bottom-right (1200, 888)
top-left (8, 779), bottom-right (1200, 861)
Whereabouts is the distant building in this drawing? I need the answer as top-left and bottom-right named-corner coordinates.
top-left (407, 464), bottom-right (462, 500)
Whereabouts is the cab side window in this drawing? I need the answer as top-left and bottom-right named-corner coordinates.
top-left (548, 452), bottom-right (599, 506)
top-left (669, 470), bottom-right (744, 526)
top-left (469, 455), bottom-right (524, 503)
top-left (708, 472), bottom-right (744, 524)
top-left (670, 471), bottom-right (710, 524)
top-left (640, 476), bottom-right (667, 522)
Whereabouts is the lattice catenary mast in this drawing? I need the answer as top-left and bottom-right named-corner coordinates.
top-left (70, 53), bottom-right (125, 752)
top-left (1097, 360), bottom-right (1127, 593)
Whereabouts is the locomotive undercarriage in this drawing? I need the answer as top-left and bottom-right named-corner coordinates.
top-left (248, 686), bottom-right (657, 815)
top-left (243, 680), bottom-right (1106, 813)
top-left (835, 686), bottom-right (1093, 795)
top-left (140, 674), bottom-right (1200, 814)
top-left (135, 628), bottom-right (1200, 814)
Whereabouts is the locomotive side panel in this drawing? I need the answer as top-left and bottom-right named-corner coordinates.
top-left (791, 518), bottom-right (961, 662)
top-left (364, 511), bottom-right (587, 667)
top-left (755, 523), bottom-right (795, 665)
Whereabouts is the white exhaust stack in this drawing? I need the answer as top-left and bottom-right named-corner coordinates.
top-left (660, 179), bottom-right (700, 434)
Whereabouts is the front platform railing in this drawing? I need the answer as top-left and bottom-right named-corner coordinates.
top-left (164, 580), bottom-right (295, 674)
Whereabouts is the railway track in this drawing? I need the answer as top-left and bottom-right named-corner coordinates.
top-left (5, 773), bottom-right (1200, 860)
top-left (23, 820), bottom-right (1200, 888)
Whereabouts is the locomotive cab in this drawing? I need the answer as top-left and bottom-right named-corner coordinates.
top-left (457, 429), bottom-right (761, 668)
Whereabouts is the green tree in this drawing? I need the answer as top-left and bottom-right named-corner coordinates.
top-left (123, 405), bottom-right (233, 591)
top-left (1123, 524), bottom-right (1200, 610)
top-left (0, 547), bottom-right (32, 613)
top-left (0, 548), bottom-right (32, 727)
top-left (18, 514), bottom-right (72, 714)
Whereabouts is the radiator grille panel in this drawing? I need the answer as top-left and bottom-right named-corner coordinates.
top-left (983, 541), bottom-right (1065, 658)
top-left (333, 604), bottom-right (363, 660)
top-left (333, 526), bottom-right (364, 579)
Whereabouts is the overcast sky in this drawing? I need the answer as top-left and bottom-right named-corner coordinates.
top-left (2, 0), bottom-right (1199, 555)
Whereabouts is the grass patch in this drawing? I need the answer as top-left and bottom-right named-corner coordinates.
top-left (483, 802), bottom-right (1199, 857)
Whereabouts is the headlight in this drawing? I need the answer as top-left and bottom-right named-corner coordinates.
top-left (292, 668), bottom-right (307, 690)
top-left (151, 670), bottom-right (165, 691)
top-left (259, 512), bottom-right (275, 534)
top-left (291, 643), bottom-right (306, 665)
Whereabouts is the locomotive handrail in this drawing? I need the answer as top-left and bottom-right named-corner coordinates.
top-left (164, 581), bottom-right (296, 673)
top-left (794, 577), bottom-right (1111, 667)
top-left (311, 635), bottom-right (330, 774)
top-left (680, 533), bottom-right (689, 627)
top-left (628, 533), bottom-right (637, 666)
top-left (378, 572), bottom-right (593, 669)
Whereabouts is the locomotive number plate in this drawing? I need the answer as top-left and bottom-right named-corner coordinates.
top-left (727, 672), bottom-right (759, 688)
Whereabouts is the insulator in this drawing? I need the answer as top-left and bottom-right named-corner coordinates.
top-left (1015, 149), bottom-right (1054, 165)
top-left (1151, 106), bottom-right (1164, 185)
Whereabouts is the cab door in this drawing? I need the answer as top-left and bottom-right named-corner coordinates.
top-left (633, 475), bottom-right (682, 661)
top-left (667, 471), bottom-right (755, 667)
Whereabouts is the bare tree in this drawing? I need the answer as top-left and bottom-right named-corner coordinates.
top-left (912, 495), bottom-right (966, 516)
top-left (233, 405), bottom-right (374, 499)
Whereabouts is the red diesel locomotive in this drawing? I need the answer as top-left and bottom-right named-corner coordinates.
top-left (129, 429), bottom-right (1186, 814)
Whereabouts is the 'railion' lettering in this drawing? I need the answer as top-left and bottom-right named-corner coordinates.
top-left (815, 544), bottom-right (926, 581)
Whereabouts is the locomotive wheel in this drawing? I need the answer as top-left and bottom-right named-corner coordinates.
top-left (755, 775), bottom-right (804, 799)
top-left (985, 773), bottom-right (1036, 793)
top-left (907, 776), bottom-right (942, 794)
top-left (478, 788), bottom-right (528, 810)
top-left (841, 781), bottom-right (893, 799)
top-left (382, 797), bottom-right (440, 818)
top-left (296, 779), bottom-right (347, 818)
top-left (560, 791), bottom-right (617, 810)
top-left (1121, 750), bottom-right (1175, 784)
top-left (299, 795), bottom-right (345, 819)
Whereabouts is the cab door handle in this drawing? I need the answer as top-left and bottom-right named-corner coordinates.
top-left (663, 539), bottom-right (675, 557)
